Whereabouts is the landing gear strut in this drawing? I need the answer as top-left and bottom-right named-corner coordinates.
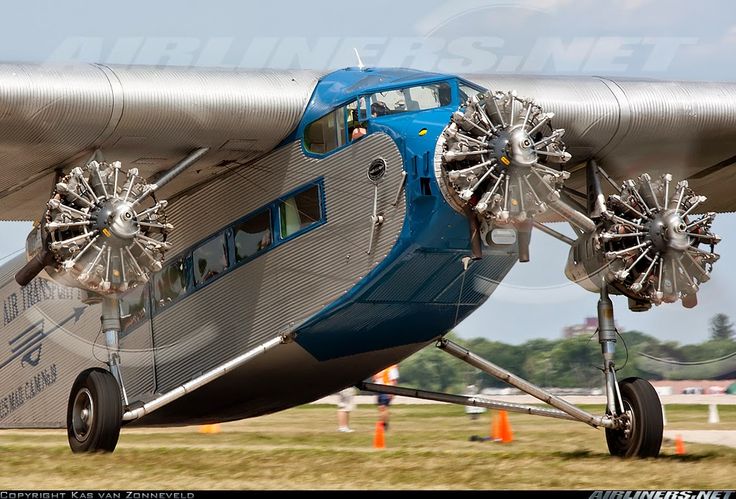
top-left (66, 296), bottom-right (128, 453)
top-left (362, 280), bottom-right (663, 457)
top-left (596, 280), bottom-right (663, 458)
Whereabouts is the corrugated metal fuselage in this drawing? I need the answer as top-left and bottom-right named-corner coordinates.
top-left (0, 68), bottom-right (519, 427)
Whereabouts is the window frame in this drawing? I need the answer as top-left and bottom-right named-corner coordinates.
top-left (275, 180), bottom-right (326, 244)
top-left (302, 99), bottom-right (369, 157)
top-left (232, 208), bottom-right (273, 265)
top-left (191, 231), bottom-right (230, 289)
top-left (147, 178), bottom-right (326, 318)
top-left (152, 253), bottom-right (193, 313)
top-left (119, 284), bottom-right (152, 337)
top-left (367, 80), bottom-right (456, 120)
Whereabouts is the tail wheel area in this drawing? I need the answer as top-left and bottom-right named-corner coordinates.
top-left (605, 377), bottom-right (663, 458)
top-left (67, 369), bottom-right (122, 453)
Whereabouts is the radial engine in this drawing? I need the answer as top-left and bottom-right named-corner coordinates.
top-left (17, 160), bottom-right (173, 294)
top-left (435, 89), bottom-right (720, 310)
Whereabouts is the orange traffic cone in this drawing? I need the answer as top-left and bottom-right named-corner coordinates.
top-left (373, 421), bottom-right (385, 449)
top-left (491, 412), bottom-right (502, 441)
top-left (675, 434), bottom-right (685, 455)
top-left (499, 410), bottom-right (514, 443)
top-left (199, 424), bottom-right (221, 434)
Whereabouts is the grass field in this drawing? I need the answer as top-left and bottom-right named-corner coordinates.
top-left (0, 403), bottom-right (734, 490)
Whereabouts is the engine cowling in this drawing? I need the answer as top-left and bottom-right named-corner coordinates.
top-left (18, 160), bottom-right (172, 294)
top-left (565, 173), bottom-right (720, 309)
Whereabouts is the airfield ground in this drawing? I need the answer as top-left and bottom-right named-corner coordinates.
top-left (0, 402), bottom-right (734, 490)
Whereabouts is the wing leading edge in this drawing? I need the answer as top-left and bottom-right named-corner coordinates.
top-left (464, 74), bottom-right (736, 213)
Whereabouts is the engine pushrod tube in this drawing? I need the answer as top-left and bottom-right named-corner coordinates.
top-left (437, 338), bottom-right (614, 428)
top-left (360, 382), bottom-right (579, 422)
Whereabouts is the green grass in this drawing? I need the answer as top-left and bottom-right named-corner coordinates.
top-left (0, 403), bottom-right (734, 489)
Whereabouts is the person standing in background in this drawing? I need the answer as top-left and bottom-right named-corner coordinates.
top-left (373, 364), bottom-right (399, 430)
top-left (336, 386), bottom-right (357, 432)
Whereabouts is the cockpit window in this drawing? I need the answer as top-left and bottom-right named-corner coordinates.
top-left (370, 82), bottom-right (452, 117)
top-left (459, 83), bottom-right (481, 104)
top-left (304, 98), bottom-right (368, 155)
top-left (304, 108), bottom-right (344, 154)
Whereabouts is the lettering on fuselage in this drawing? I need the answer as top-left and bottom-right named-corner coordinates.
top-left (3, 279), bottom-right (81, 326)
top-left (0, 363), bottom-right (57, 419)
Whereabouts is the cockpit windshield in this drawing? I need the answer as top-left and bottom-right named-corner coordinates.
top-left (369, 81), bottom-right (452, 117)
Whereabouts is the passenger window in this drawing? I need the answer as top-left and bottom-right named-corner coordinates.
top-left (153, 256), bottom-right (189, 310)
top-left (279, 185), bottom-right (322, 239)
top-left (193, 234), bottom-right (228, 285)
top-left (234, 210), bottom-right (272, 262)
top-left (120, 285), bottom-right (149, 330)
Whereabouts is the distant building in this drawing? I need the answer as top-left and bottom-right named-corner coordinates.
top-left (562, 317), bottom-right (622, 338)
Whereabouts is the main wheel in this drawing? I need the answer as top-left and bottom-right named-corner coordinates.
top-left (605, 377), bottom-right (663, 458)
top-left (67, 369), bottom-right (122, 453)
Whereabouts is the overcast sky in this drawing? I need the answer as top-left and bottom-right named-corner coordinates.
top-left (0, 0), bottom-right (734, 345)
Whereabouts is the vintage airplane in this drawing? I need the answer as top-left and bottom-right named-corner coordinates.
top-left (0, 62), bottom-right (731, 458)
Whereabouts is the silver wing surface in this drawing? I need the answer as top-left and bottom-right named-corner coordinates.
top-left (0, 64), bottom-right (324, 220)
top-left (465, 75), bottom-right (736, 213)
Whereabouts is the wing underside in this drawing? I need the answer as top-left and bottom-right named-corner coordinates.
top-left (0, 64), bottom-right (324, 221)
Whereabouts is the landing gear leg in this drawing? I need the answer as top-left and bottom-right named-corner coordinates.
top-left (598, 282), bottom-right (663, 458)
top-left (66, 297), bottom-right (127, 453)
top-left (101, 296), bottom-right (128, 406)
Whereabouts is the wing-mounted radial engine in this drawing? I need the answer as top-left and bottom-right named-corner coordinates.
top-left (435, 90), bottom-right (579, 261)
top-left (14, 148), bottom-right (208, 454)
top-left (565, 173), bottom-right (721, 310)
top-left (19, 161), bottom-right (172, 293)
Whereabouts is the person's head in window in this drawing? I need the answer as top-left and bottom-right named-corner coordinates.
top-left (371, 101), bottom-right (389, 117)
top-left (437, 83), bottom-right (452, 106)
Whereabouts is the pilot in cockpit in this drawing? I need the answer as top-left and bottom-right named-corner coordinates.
top-left (370, 101), bottom-right (390, 117)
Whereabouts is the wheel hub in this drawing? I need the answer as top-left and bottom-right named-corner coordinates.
top-left (72, 388), bottom-right (94, 443)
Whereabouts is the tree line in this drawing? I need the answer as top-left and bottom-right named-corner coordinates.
top-left (398, 314), bottom-right (736, 393)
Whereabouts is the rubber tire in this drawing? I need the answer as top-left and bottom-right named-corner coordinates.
top-left (605, 377), bottom-right (663, 458)
top-left (67, 369), bottom-right (122, 453)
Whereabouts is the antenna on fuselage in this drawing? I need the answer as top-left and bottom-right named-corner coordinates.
top-left (353, 48), bottom-right (365, 70)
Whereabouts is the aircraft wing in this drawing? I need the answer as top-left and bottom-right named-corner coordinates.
top-left (464, 74), bottom-right (736, 213)
top-left (0, 64), bottom-right (324, 221)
